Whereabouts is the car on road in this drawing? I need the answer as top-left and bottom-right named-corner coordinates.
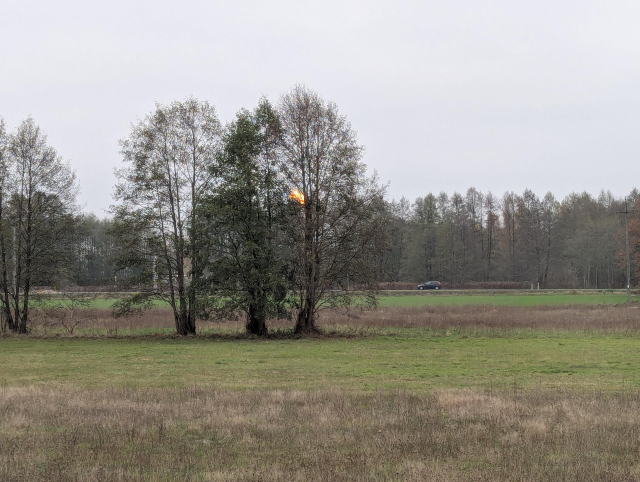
top-left (417, 280), bottom-right (442, 290)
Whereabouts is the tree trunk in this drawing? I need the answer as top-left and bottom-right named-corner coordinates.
top-left (246, 293), bottom-right (268, 335)
top-left (174, 285), bottom-right (195, 335)
top-left (295, 273), bottom-right (318, 333)
top-left (246, 314), bottom-right (267, 335)
top-left (295, 301), bottom-right (317, 333)
top-left (20, 222), bottom-right (31, 334)
top-left (175, 309), bottom-right (196, 336)
top-left (295, 200), bottom-right (320, 334)
top-left (173, 281), bottom-right (195, 336)
top-left (0, 195), bottom-right (14, 331)
top-left (13, 224), bottom-right (22, 333)
top-left (0, 262), bottom-right (14, 332)
top-left (18, 284), bottom-right (29, 334)
top-left (174, 249), bottom-right (195, 335)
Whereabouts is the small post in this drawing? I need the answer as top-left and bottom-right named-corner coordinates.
top-left (618, 198), bottom-right (635, 303)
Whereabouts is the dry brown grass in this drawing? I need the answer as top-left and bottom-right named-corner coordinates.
top-left (30, 308), bottom-right (186, 334)
top-left (317, 304), bottom-right (640, 331)
top-left (24, 303), bottom-right (640, 336)
top-left (2, 386), bottom-right (640, 481)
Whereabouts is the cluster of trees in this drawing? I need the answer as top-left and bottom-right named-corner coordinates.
top-left (383, 188), bottom-right (633, 289)
top-left (73, 215), bottom-right (116, 286)
top-left (1, 87), bottom-right (387, 336)
top-left (109, 87), bottom-right (386, 336)
top-left (2, 85), bottom-right (638, 336)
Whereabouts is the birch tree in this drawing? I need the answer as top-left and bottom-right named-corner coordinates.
top-left (111, 98), bottom-right (222, 335)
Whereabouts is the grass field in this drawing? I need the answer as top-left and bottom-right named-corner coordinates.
top-left (1, 331), bottom-right (640, 391)
top-left (32, 290), bottom-right (640, 310)
top-left (377, 291), bottom-right (640, 307)
top-left (4, 300), bottom-right (640, 480)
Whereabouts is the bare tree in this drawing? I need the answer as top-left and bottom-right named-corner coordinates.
top-left (381, 197), bottom-right (412, 282)
top-left (277, 85), bottom-right (387, 333)
top-left (0, 118), bottom-right (80, 333)
top-left (450, 192), bottom-right (468, 284)
top-left (39, 292), bottom-right (97, 334)
top-left (502, 191), bottom-right (518, 281)
top-left (465, 187), bottom-right (485, 280)
top-left (111, 97), bottom-right (222, 335)
top-left (483, 191), bottom-right (500, 280)
top-left (539, 192), bottom-right (558, 287)
top-left (405, 194), bottom-right (438, 282)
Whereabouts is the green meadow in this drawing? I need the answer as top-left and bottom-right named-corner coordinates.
top-left (377, 291), bottom-right (639, 307)
top-left (36, 289), bottom-right (640, 310)
top-left (2, 330), bottom-right (639, 392)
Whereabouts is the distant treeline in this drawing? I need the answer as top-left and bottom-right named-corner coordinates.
top-left (73, 188), bottom-right (636, 291)
top-left (381, 188), bottom-right (635, 289)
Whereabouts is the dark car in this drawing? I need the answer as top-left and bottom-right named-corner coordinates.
top-left (417, 280), bottom-right (442, 290)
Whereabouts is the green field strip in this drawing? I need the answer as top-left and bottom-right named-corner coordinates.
top-left (377, 293), bottom-right (640, 307)
top-left (32, 291), bottom-right (640, 310)
top-left (2, 332), bottom-right (640, 392)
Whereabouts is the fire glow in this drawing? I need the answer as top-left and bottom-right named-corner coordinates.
top-left (289, 189), bottom-right (305, 205)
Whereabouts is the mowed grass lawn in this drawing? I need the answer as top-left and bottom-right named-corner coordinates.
top-left (2, 331), bottom-right (640, 391)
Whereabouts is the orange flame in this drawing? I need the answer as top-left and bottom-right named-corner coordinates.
top-left (289, 189), bottom-right (305, 205)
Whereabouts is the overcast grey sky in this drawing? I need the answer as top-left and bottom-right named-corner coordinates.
top-left (2, 0), bottom-right (639, 214)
